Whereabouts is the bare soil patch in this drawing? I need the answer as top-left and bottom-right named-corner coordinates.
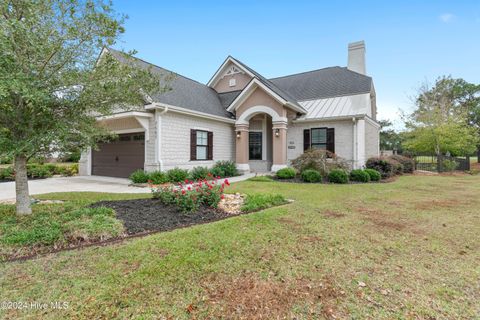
top-left (195, 273), bottom-right (344, 319)
top-left (414, 199), bottom-right (462, 211)
top-left (321, 209), bottom-right (346, 218)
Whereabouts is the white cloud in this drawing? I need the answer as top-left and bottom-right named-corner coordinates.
top-left (439, 13), bottom-right (455, 23)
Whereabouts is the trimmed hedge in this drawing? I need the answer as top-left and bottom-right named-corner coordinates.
top-left (350, 169), bottom-right (371, 183)
top-left (365, 157), bottom-right (396, 178)
top-left (276, 167), bottom-right (296, 179)
top-left (167, 168), bottom-right (189, 183)
top-left (129, 161), bottom-right (240, 184)
top-left (301, 169), bottom-right (322, 183)
top-left (0, 163), bottom-right (78, 181)
top-left (389, 155), bottom-right (415, 173)
top-left (328, 169), bottom-right (349, 184)
top-left (129, 170), bottom-right (150, 183)
top-left (364, 169), bottom-right (381, 181)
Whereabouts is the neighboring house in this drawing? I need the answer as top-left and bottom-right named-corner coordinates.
top-left (79, 41), bottom-right (379, 178)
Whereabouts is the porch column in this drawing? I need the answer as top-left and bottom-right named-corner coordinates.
top-left (235, 124), bottom-right (250, 173)
top-left (271, 122), bottom-right (288, 172)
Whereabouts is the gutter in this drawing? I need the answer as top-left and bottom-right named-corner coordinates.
top-left (146, 102), bottom-right (235, 124)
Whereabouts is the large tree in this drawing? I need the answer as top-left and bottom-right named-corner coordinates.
top-left (378, 119), bottom-right (403, 153)
top-left (0, 0), bottom-right (165, 214)
top-left (403, 77), bottom-right (479, 157)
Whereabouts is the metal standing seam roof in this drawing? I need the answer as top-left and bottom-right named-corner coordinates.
top-left (298, 93), bottom-right (372, 119)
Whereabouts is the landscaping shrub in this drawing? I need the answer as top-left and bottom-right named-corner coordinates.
top-left (328, 169), bottom-right (349, 184)
top-left (389, 155), bottom-right (415, 173)
top-left (301, 169), bottom-right (322, 183)
top-left (129, 170), bottom-right (150, 183)
top-left (291, 149), bottom-right (349, 177)
top-left (167, 168), bottom-right (189, 183)
top-left (55, 164), bottom-right (79, 176)
top-left (442, 159), bottom-right (458, 172)
top-left (27, 164), bottom-right (52, 179)
top-left (189, 166), bottom-right (210, 180)
top-left (349, 169), bottom-right (371, 183)
top-left (211, 160), bottom-right (238, 178)
top-left (149, 171), bottom-right (169, 184)
top-left (390, 159), bottom-right (404, 175)
top-left (152, 177), bottom-right (230, 213)
top-left (276, 167), bottom-right (296, 179)
top-left (0, 167), bottom-right (14, 180)
top-left (364, 168), bottom-right (381, 182)
top-left (365, 157), bottom-right (395, 178)
top-left (241, 193), bottom-right (287, 212)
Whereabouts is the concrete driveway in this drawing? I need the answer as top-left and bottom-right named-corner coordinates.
top-left (0, 176), bottom-right (149, 203)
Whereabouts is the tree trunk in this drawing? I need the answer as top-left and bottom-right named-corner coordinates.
top-left (14, 155), bottom-right (32, 215)
top-left (477, 148), bottom-right (480, 163)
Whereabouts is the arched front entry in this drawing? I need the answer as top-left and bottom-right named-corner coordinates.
top-left (235, 105), bottom-right (288, 173)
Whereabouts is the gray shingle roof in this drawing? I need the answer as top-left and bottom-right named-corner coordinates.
top-left (218, 90), bottom-right (241, 108)
top-left (269, 67), bottom-right (372, 101)
top-left (107, 48), bottom-right (372, 119)
top-left (107, 48), bottom-right (234, 118)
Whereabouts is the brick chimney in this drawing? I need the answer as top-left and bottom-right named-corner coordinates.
top-left (347, 41), bottom-right (366, 75)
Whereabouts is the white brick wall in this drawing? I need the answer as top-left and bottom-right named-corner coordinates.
top-left (365, 119), bottom-right (380, 159)
top-left (159, 112), bottom-right (235, 171)
top-left (287, 119), bottom-right (354, 164)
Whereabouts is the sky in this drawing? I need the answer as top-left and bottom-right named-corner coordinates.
top-left (112, 0), bottom-right (480, 128)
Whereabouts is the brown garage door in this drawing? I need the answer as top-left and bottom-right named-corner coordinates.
top-left (92, 133), bottom-right (145, 178)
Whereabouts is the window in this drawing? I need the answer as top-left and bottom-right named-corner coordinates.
top-left (303, 128), bottom-right (335, 153)
top-left (190, 129), bottom-right (213, 161)
top-left (249, 132), bottom-right (262, 160)
top-left (229, 78), bottom-right (236, 87)
top-left (196, 131), bottom-right (208, 160)
top-left (311, 128), bottom-right (327, 150)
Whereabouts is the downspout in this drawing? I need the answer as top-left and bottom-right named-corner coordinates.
top-left (352, 117), bottom-right (357, 169)
top-left (156, 105), bottom-right (168, 171)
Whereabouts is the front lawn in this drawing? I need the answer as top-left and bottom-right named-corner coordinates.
top-left (1, 175), bottom-right (479, 319)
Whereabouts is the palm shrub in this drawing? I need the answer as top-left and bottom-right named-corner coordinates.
top-left (129, 170), bottom-right (149, 183)
top-left (365, 157), bottom-right (395, 178)
top-left (301, 169), bottom-right (322, 183)
top-left (276, 167), bottom-right (296, 179)
top-left (328, 169), bottom-right (349, 184)
top-left (364, 169), bottom-right (381, 181)
top-left (210, 161), bottom-right (238, 178)
top-left (389, 155), bottom-right (415, 173)
top-left (190, 166), bottom-right (210, 180)
top-left (149, 171), bottom-right (169, 184)
top-left (167, 168), bottom-right (189, 183)
top-left (350, 169), bottom-right (370, 183)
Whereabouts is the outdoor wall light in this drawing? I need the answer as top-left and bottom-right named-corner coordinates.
top-left (275, 129), bottom-right (280, 137)
top-left (236, 131), bottom-right (241, 138)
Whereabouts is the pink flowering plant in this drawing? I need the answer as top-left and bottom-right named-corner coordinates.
top-left (151, 176), bottom-right (230, 213)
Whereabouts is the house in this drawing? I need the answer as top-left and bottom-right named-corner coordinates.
top-left (79, 41), bottom-right (379, 178)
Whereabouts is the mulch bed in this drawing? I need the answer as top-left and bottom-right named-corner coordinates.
top-left (90, 199), bottom-right (233, 234)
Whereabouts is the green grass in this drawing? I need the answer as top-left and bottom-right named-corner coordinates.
top-left (246, 175), bottom-right (274, 182)
top-left (1, 176), bottom-right (480, 319)
top-left (241, 193), bottom-right (288, 212)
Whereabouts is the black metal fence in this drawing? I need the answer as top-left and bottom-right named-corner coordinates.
top-left (413, 154), bottom-right (471, 172)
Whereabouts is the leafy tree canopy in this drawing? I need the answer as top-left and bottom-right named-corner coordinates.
top-left (0, 0), bottom-right (168, 214)
top-left (403, 76), bottom-right (479, 156)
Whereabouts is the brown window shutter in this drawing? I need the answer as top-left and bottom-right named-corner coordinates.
top-left (207, 131), bottom-right (213, 160)
top-left (303, 129), bottom-right (311, 152)
top-left (190, 129), bottom-right (197, 160)
top-left (327, 128), bottom-right (335, 153)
